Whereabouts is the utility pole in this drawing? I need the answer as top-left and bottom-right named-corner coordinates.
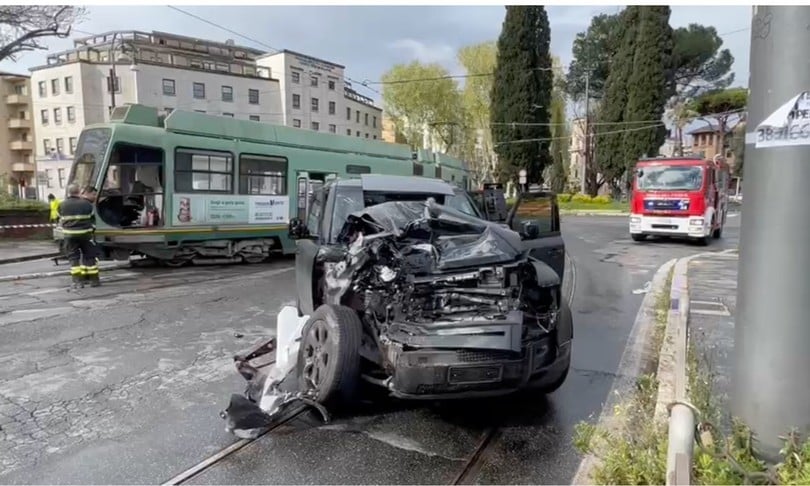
top-left (732, 5), bottom-right (810, 461)
top-left (581, 72), bottom-right (589, 195)
top-left (108, 32), bottom-right (120, 110)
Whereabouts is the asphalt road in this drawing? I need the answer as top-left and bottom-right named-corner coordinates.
top-left (0, 214), bottom-right (741, 484)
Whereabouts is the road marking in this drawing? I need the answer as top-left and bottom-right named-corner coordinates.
top-left (689, 300), bottom-right (731, 317)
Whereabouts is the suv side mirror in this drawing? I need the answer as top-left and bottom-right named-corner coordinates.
top-left (288, 218), bottom-right (310, 239)
top-left (521, 220), bottom-right (540, 240)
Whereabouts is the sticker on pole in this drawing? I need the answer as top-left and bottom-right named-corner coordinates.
top-left (755, 92), bottom-right (810, 148)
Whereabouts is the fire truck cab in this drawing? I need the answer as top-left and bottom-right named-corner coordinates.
top-left (629, 156), bottom-right (729, 245)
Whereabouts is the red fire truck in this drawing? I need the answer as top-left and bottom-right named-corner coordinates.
top-left (629, 156), bottom-right (730, 245)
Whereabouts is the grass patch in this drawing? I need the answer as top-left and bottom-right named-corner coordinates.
top-left (573, 268), bottom-right (673, 484)
top-left (688, 332), bottom-right (810, 485)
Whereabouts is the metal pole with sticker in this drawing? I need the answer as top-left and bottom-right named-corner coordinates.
top-left (734, 5), bottom-right (810, 461)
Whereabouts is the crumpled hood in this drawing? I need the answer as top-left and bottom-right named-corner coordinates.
top-left (337, 199), bottom-right (526, 270)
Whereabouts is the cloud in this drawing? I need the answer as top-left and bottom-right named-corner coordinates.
top-left (388, 38), bottom-right (457, 65)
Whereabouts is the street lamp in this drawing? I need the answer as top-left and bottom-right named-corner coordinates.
top-left (518, 168), bottom-right (527, 193)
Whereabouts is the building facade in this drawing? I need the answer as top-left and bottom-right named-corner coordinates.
top-left (0, 72), bottom-right (36, 198)
top-left (29, 31), bottom-right (382, 200)
top-left (256, 49), bottom-right (382, 139)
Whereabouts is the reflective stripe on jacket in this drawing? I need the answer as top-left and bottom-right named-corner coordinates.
top-left (57, 196), bottom-right (95, 235)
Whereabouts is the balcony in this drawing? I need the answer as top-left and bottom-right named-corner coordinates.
top-left (8, 118), bottom-right (31, 129)
top-left (9, 140), bottom-right (33, 151)
top-left (11, 162), bottom-right (35, 172)
top-left (5, 94), bottom-right (28, 105)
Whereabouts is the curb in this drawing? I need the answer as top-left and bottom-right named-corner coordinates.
top-left (572, 257), bottom-right (677, 485)
top-left (560, 210), bottom-right (629, 217)
top-left (0, 251), bottom-right (61, 265)
top-left (0, 260), bottom-right (133, 282)
top-left (656, 248), bottom-right (738, 485)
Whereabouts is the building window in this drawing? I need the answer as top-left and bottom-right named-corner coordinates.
top-left (43, 139), bottom-right (51, 154)
top-left (311, 76), bottom-right (318, 87)
top-left (51, 79), bottom-right (60, 96)
top-left (373, 135), bottom-right (377, 140)
top-left (40, 109), bottom-right (48, 125)
top-left (365, 133), bottom-right (369, 138)
top-left (328, 80), bottom-right (335, 90)
top-left (292, 94), bottom-right (301, 109)
top-left (356, 110), bottom-right (360, 123)
top-left (239, 154), bottom-right (287, 196)
top-left (293, 119), bottom-right (301, 128)
top-left (57, 168), bottom-right (65, 188)
top-left (311, 121), bottom-right (319, 131)
top-left (365, 113), bottom-right (369, 126)
top-left (67, 106), bottom-right (76, 122)
top-left (45, 169), bottom-right (53, 188)
top-left (311, 97), bottom-right (319, 112)
top-left (222, 112), bottom-right (234, 117)
top-left (329, 124), bottom-right (336, 133)
top-left (328, 101), bottom-right (336, 115)
top-left (174, 148), bottom-right (233, 193)
top-left (356, 131), bottom-right (360, 137)
top-left (53, 108), bottom-right (62, 124)
top-left (346, 107), bottom-right (351, 120)
top-left (248, 89), bottom-right (259, 105)
top-left (222, 85), bottom-right (233, 102)
top-left (56, 138), bottom-right (64, 154)
top-left (69, 137), bottom-right (77, 154)
top-left (14, 85), bottom-right (24, 95)
top-left (107, 75), bottom-right (120, 93)
top-left (64, 76), bottom-right (73, 94)
top-left (193, 82), bottom-right (205, 99)
top-left (373, 116), bottom-right (377, 128)
top-left (38, 81), bottom-right (46, 97)
top-left (163, 79), bottom-right (176, 96)
top-left (346, 129), bottom-right (351, 136)
top-left (292, 71), bottom-right (300, 83)
top-left (249, 115), bottom-right (260, 122)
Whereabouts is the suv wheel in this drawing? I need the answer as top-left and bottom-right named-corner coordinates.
top-left (297, 304), bottom-right (362, 407)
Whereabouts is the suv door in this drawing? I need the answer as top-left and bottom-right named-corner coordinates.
top-left (506, 191), bottom-right (565, 281)
top-left (295, 184), bottom-right (328, 316)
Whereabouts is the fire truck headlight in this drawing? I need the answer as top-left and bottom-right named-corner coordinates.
top-left (689, 218), bottom-right (704, 227)
top-left (630, 216), bottom-right (641, 224)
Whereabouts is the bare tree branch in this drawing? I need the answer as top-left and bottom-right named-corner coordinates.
top-left (0, 6), bottom-right (86, 63)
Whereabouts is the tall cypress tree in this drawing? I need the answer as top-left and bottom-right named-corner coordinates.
top-left (595, 7), bottom-right (639, 189)
top-left (491, 6), bottom-right (553, 185)
top-left (622, 6), bottom-right (674, 181)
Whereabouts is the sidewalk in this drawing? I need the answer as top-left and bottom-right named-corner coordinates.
top-left (0, 240), bottom-right (61, 265)
top-left (688, 251), bottom-right (737, 434)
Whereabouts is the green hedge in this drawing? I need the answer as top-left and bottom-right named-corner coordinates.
top-left (0, 199), bottom-right (49, 211)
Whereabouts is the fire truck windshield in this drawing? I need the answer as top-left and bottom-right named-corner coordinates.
top-left (636, 165), bottom-right (703, 191)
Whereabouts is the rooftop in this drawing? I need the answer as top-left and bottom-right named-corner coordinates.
top-left (259, 49), bottom-right (345, 70)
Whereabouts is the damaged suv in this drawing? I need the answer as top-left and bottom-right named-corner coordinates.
top-left (223, 175), bottom-right (572, 438)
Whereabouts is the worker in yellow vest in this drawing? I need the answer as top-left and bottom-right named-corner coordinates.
top-left (48, 193), bottom-right (60, 223)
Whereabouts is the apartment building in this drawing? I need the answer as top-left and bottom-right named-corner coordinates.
top-left (0, 72), bottom-right (36, 198)
top-left (256, 49), bottom-right (382, 140)
top-left (688, 122), bottom-right (736, 169)
top-left (30, 30), bottom-right (283, 199)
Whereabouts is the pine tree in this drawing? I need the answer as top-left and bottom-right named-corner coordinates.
top-left (491, 6), bottom-right (554, 186)
top-left (622, 6), bottom-right (674, 182)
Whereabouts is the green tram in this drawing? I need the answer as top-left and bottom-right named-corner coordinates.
top-left (56, 104), bottom-right (472, 266)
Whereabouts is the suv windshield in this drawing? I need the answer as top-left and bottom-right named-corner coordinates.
top-left (636, 165), bottom-right (704, 191)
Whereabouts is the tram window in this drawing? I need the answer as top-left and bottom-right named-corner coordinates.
top-left (412, 162), bottom-right (423, 176)
top-left (239, 154), bottom-right (287, 195)
top-left (98, 143), bottom-right (165, 228)
top-left (175, 148), bottom-right (233, 193)
top-left (345, 164), bottom-right (370, 175)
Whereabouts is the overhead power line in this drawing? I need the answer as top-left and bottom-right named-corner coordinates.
top-left (166, 5), bottom-right (281, 54)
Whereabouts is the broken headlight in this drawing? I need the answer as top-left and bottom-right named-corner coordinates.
top-left (376, 265), bottom-right (398, 283)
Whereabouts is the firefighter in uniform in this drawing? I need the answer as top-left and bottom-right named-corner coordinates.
top-left (57, 183), bottom-right (101, 288)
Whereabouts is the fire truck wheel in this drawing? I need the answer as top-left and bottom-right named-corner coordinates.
top-left (694, 236), bottom-right (709, 246)
top-left (712, 227), bottom-right (723, 239)
top-left (631, 234), bottom-right (647, 242)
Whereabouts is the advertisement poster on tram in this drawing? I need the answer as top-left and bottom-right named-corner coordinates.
top-left (172, 194), bottom-right (289, 225)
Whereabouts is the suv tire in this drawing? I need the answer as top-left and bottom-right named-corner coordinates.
top-left (297, 304), bottom-right (363, 408)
